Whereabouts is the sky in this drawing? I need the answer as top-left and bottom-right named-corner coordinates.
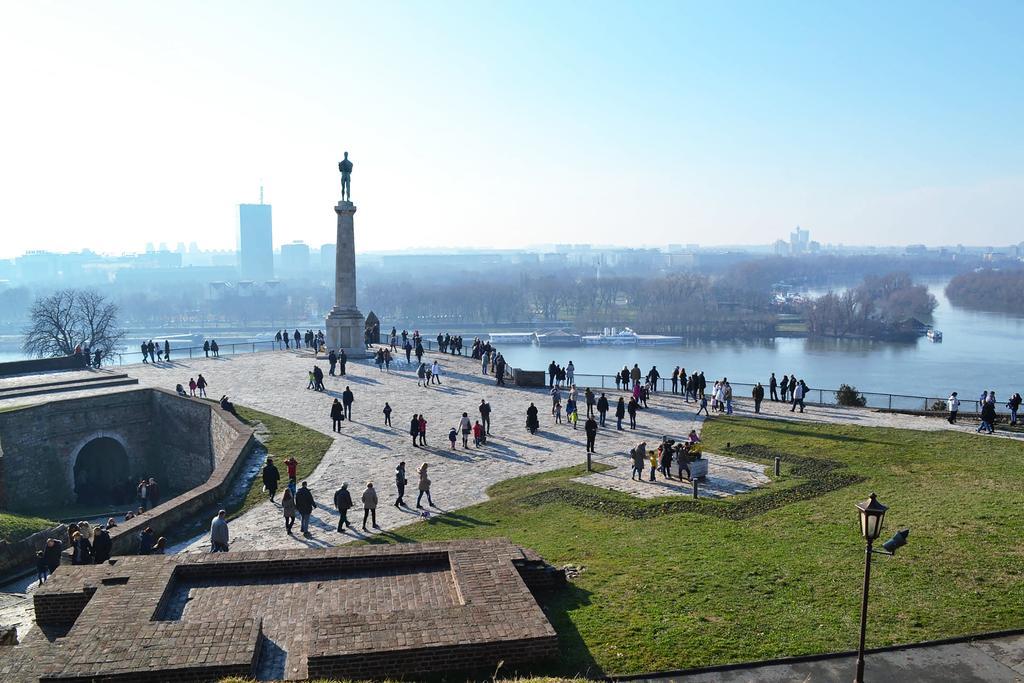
top-left (0, 1), bottom-right (1021, 257)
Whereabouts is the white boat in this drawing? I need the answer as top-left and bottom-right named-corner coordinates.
top-left (927, 329), bottom-right (943, 342)
top-left (582, 327), bottom-right (638, 345)
top-left (636, 334), bottom-right (684, 346)
top-left (582, 327), bottom-right (682, 346)
top-left (534, 329), bottom-right (582, 346)
top-left (487, 332), bottom-right (536, 344)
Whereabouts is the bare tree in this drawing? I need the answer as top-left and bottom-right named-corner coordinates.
top-left (22, 289), bottom-right (125, 358)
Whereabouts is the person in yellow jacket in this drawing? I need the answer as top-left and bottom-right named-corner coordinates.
top-left (648, 449), bottom-right (658, 482)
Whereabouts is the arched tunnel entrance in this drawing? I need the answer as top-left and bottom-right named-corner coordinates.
top-left (73, 437), bottom-right (129, 505)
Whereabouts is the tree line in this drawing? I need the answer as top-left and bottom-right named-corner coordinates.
top-left (945, 268), bottom-right (1024, 314)
top-left (804, 273), bottom-right (937, 338)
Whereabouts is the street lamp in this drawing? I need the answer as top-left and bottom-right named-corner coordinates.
top-left (853, 493), bottom-right (909, 683)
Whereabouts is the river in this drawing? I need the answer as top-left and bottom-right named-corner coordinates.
top-left (1, 282), bottom-right (1020, 400)
top-left (484, 282), bottom-right (1024, 401)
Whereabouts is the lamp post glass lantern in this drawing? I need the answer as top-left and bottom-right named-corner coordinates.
top-left (857, 493), bottom-right (888, 541)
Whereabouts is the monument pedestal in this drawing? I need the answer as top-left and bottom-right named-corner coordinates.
top-left (325, 307), bottom-right (366, 357)
top-left (325, 199), bottom-right (367, 356)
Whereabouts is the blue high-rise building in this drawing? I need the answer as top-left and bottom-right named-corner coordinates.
top-left (238, 197), bottom-right (273, 280)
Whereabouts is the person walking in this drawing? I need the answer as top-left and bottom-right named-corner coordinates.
top-left (752, 382), bottom-right (764, 414)
top-left (262, 457), bottom-right (280, 502)
top-left (284, 456), bottom-right (298, 496)
top-left (526, 403), bottom-right (539, 434)
top-left (630, 443), bottom-right (646, 480)
top-left (188, 377), bottom-right (197, 396)
top-left (394, 462), bottom-right (408, 507)
top-left (697, 393), bottom-right (709, 416)
top-left (479, 399), bottom-right (492, 435)
top-left (330, 398), bottom-right (344, 432)
top-left (92, 526), bottom-right (112, 564)
top-left (978, 400), bottom-right (997, 434)
top-left (410, 414), bottom-right (420, 447)
top-left (598, 393), bottom-right (610, 423)
top-left (70, 530), bottom-right (92, 565)
top-left (947, 392), bottom-right (960, 424)
top-left (196, 374), bottom-right (208, 398)
top-left (769, 373), bottom-right (778, 401)
top-left (416, 463), bottom-right (433, 508)
top-left (282, 489), bottom-right (297, 534)
top-left (584, 387), bottom-right (595, 418)
top-left (459, 412), bottom-right (472, 448)
top-left (342, 386), bottom-right (354, 420)
top-left (418, 414), bottom-right (428, 446)
top-left (584, 415), bottom-right (598, 453)
top-left (627, 397), bottom-right (638, 430)
top-left (382, 402), bottom-right (393, 426)
top-left (295, 481), bottom-right (316, 537)
top-left (615, 396), bottom-right (626, 431)
top-left (361, 482), bottom-right (379, 530)
top-left (43, 538), bottom-right (63, 576)
top-left (210, 510), bottom-right (229, 552)
top-left (473, 420), bottom-right (484, 447)
top-left (431, 359), bottom-right (442, 385)
top-left (790, 379), bottom-right (806, 413)
top-left (334, 483), bottom-right (353, 531)
top-left (1009, 392), bottom-right (1022, 426)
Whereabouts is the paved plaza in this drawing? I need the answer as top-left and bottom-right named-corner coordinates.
top-left (2, 347), bottom-right (1020, 556)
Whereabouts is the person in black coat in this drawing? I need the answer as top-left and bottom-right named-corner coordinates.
top-left (596, 393), bottom-right (609, 427)
top-left (410, 414), bottom-right (421, 446)
top-left (330, 399), bottom-right (344, 432)
top-left (615, 397), bottom-right (626, 431)
top-left (769, 373), bottom-right (778, 401)
top-left (262, 457), bottom-right (280, 501)
top-left (627, 397), bottom-right (638, 429)
top-left (92, 527), bottom-right (112, 564)
top-left (526, 403), bottom-right (539, 434)
top-left (342, 387), bottom-right (354, 419)
top-left (334, 483), bottom-right (353, 531)
top-left (295, 482), bottom-right (316, 536)
top-left (584, 416), bottom-right (598, 453)
top-left (328, 349), bottom-right (338, 375)
top-left (42, 538), bottom-right (63, 575)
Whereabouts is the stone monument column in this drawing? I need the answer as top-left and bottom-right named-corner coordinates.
top-left (325, 199), bottom-right (366, 354)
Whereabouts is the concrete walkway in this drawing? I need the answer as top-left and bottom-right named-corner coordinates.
top-left (625, 631), bottom-right (1024, 682)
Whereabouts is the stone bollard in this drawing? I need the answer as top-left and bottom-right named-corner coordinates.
top-left (775, 457), bottom-right (781, 476)
top-left (692, 478), bottom-right (699, 499)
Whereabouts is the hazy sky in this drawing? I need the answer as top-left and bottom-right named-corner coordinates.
top-left (1, 1), bottom-right (1021, 257)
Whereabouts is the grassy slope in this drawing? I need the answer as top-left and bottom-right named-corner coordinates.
top-left (362, 417), bottom-right (1024, 677)
top-left (0, 512), bottom-right (59, 543)
top-left (230, 405), bottom-right (334, 520)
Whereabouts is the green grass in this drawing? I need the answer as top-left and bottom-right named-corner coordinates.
top-left (363, 417), bottom-right (1024, 677)
top-left (231, 405), bottom-right (333, 520)
top-left (0, 511), bottom-right (59, 543)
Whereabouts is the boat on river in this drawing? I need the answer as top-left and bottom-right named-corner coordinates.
top-left (487, 332), bottom-right (537, 344)
top-left (534, 329), bottom-right (582, 346)
top-left (927, 328), bottom-right (943, 342)
top-left (582, 327), bottom-right (683, 346)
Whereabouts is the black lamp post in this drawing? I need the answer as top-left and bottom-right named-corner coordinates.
top-left (854, 493), bottom-right (909, 683)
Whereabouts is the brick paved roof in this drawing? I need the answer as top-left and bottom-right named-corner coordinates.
top-left (1, 539), bottom-right (559, 682)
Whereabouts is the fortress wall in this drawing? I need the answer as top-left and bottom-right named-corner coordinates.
top-left (0, 391), bottom-right (153, 511)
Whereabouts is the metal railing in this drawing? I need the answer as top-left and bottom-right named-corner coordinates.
top-left (566, 373), bottom-right (1005, 415)
top-left (113, 339), bottom-right (284, 365)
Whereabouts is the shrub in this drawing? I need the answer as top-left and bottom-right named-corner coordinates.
top-left (836, 384), bottom-right (867, 407)
top-left (931, 399), bottom-right (948, 412)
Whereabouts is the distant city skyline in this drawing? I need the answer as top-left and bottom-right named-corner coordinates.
top-left (1, 1), bottom-right (1021, 259)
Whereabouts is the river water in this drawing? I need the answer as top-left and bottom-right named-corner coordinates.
top-left (489, 282), bottom-right (1024, 401)
top-left (1, 282), bottom-right (1020, 400)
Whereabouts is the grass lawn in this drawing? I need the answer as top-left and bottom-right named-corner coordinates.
top-left (0, 511), bottom-right (58, 543)
top-left (364, 416), bottom-right (1024, 677)
top-left (230, 405), bottom-right (333, 520)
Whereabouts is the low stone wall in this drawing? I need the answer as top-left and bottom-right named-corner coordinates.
top-left (0, 356), bottom-right (84, 378)
top-left (106, 398), bottom-right (255, 557)
top-left (0, 523), bottom-right (68, 580)
top-left (0, 390), bottom-right (254, 576)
